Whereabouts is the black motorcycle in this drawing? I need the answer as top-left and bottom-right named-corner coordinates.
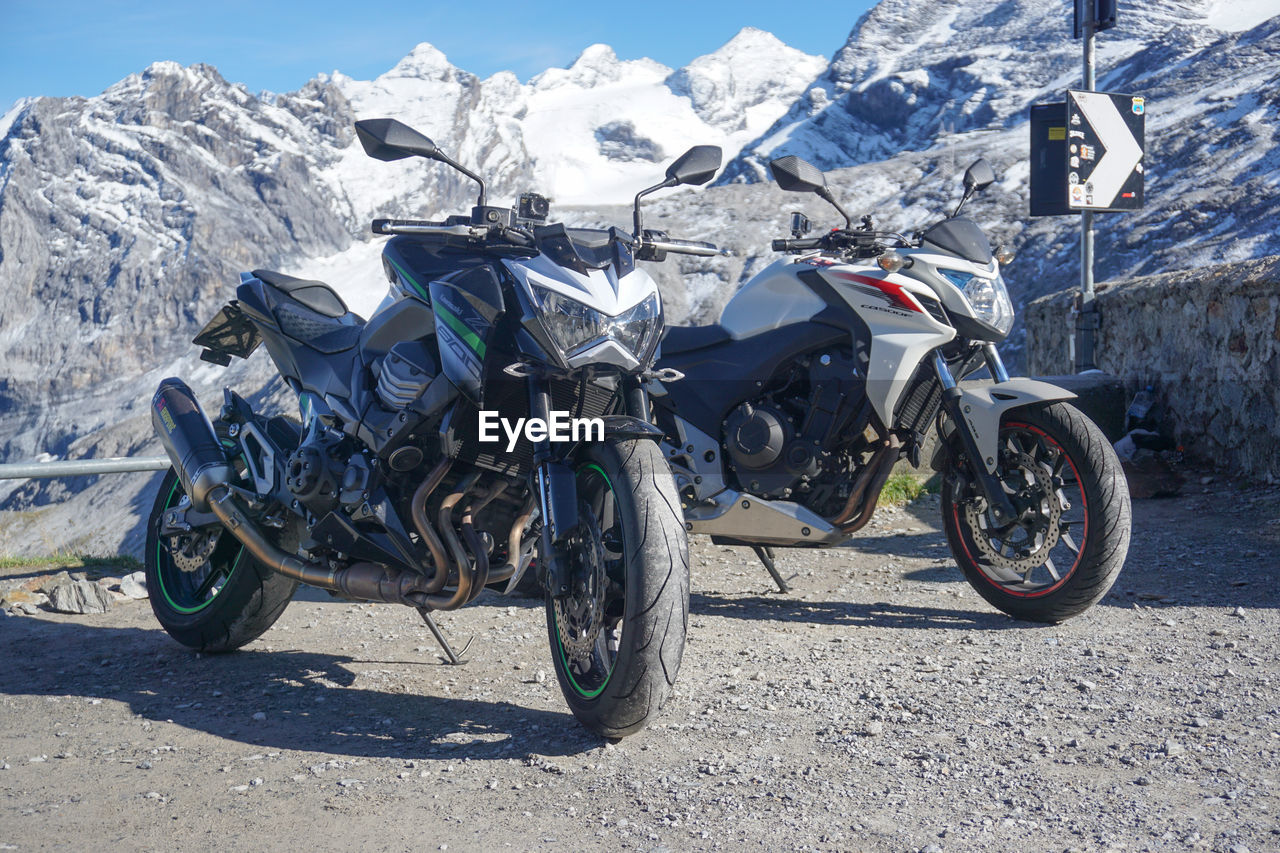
top-left (145, 118), bottom-right (722, 736)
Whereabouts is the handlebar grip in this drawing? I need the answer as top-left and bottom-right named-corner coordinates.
top-left (772, 237), bottom-right (822, 252)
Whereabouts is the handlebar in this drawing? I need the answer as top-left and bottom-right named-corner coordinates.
top-left (772, 229), bottom-right (914, 256)
top-left (771, 236), bottom-right (824, 252)
top-left (371, 217), bottom-right (721, 261)
top-left (372, 219), bottom-right (484, 237)
top-left (644, 238), bottom-right (722, 257)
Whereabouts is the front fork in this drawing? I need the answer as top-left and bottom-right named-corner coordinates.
top-left (933, 348), bottom-right (1019, 525)
top-left (527, 378), bottom-right (578, 598)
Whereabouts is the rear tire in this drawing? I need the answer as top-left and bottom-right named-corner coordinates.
top-left (942, 402), bottom-right (1130, 623)
top-left (545, 438), bottom-right (689, 738)
top-left (144, 423), bottom-right (299, 652)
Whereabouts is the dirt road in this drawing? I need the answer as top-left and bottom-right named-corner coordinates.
top-left (1, 476), bottom-right (1277, 852)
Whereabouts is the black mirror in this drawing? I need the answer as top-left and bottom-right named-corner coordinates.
top-left (665, 145), bottom-right (722, 186)
top-left (354, 118), bottom-right (439, 162)
top-left (963, 158), bottom-right (996, 192)
top-left (769, 156), bottom-right (827, 193)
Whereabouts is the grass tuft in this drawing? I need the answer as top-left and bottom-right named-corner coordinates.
top-left (0, 552), bottom-right (142, 573)
top-left (877, 472), bottom-right (937, 508)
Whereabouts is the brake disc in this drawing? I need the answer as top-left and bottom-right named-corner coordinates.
top-left (553, 512), bottom-right (608, 665)
top-left (963, 451), bottom-right (1063, 572)
top-left (167, 528), bottom-right (222, 573)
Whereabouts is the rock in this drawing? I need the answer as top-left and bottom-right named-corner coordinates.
top-left (535, 669), bottom-right (546, 684)
top-left (0, 589), bottom-right (48, 612)
top-left (1076, 679), bottom-right (1098, 692)
top-left (1231, 606), bottom-right (1246, 618)
top-left (46, 579), bottom-right (114, 614)
top-left (1163, 740), bottom-right (1185, 757)
top-left (863, 721), bottom-right (885, 736)
top-left (36, 572), bottom-right (73, 595)
top-left (251, 712), bottom-right (267, 721)
top-left (119, 572), bottom-right (148, 600)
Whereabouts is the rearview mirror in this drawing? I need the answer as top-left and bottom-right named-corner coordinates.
top-left (769, 156), bottom-right (827, 194)
top-left (354, 118), bottom-right (439, 162)
top-left (666, 145), bottom-right (723, 186)
top-left (963, 158), bottom-right (996, 193)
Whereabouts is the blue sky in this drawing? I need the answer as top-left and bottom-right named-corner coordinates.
top-left (1, 0), bottom-right (876, 110)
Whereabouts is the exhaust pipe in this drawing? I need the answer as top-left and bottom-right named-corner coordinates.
top-left (151, 378), bottom-right (235, 512)
top-left (154, 377), bottom-right (483, 611)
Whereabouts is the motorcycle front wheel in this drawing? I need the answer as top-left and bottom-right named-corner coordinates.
top-left (544, 438), bottom-right (689, 738)
top-left (942, 402), bottom-right (1131, 623)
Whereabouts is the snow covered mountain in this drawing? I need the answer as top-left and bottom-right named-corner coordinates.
top-left (1, 1), bottom-right (1278, 556)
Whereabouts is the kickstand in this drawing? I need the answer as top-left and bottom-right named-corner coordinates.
top-left (752, 545), bottom-right (789, 593)
top-left (417, 608), bottom-right (473, 665)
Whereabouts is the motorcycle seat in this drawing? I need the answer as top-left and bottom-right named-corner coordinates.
top-left (254, 269), bottom-right (364, 354)
top-left (253, 269), bottom-right (350, 319)
top-left (660, 324), bottom-right (731, 354)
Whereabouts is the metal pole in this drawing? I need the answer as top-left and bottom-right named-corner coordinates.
top-left (0, 456), bottom-right (170, 480)
top-left (1076, 0), bottom-right (1099, 372)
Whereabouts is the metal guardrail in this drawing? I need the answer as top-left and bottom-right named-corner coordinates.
top-left (0, 457), bottom-right (170, 480)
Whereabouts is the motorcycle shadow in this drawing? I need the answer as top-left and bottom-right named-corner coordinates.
top-left (0, 615), bottom-right (597, 760)
top-left (689, 592), bottom-right (1029, 631)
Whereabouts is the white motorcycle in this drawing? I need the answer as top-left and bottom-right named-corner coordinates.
top-left (648, 156), bottom-right (1131, 623)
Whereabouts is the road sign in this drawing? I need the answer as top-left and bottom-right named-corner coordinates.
top-left (1074, 0), bottom-right (1117, 39)
top-left (1066, 89), bottom-right (1144, 211)
top-left (1028, 91), bottom-right (1144, 216)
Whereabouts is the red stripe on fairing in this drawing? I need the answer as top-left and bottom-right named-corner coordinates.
top-left (829, 271), bottom-right (924, 313)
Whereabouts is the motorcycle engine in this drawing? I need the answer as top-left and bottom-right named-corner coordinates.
top-left (376, 341), bottom-right (437, 410)
top-left (721, 348), bottom-right (872, 506)
top-left (723, 402), bottom-right (821, 498)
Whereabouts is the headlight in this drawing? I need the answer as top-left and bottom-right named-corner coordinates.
top-left (533, 287), bottom-right (661, 361)
top-left (941, 269), bottom-right (1014, 338)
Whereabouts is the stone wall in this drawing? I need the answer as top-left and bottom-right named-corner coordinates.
top-left (1025, 256), bottom-right (1280, 482)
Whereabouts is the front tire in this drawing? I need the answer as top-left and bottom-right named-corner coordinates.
top-left (942, 402), bottom-right (1130, 623)
top-left (544, 438), bottom-right (690, 738)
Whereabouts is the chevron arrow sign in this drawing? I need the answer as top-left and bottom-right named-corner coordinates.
top-left (1065, 89), bottom-right (1145, 211)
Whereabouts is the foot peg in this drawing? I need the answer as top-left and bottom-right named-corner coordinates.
top-left (752, 545), bottom-right (790, 593)
top-left (417, 608), bottom-right (473, 665)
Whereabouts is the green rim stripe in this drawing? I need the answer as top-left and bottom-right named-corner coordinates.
top-left (155, 475), bottom-right (244, 615)
top-left (554, 462), bottom-right (616, 699)
top-left (435, 301), bottom-right (487, 359)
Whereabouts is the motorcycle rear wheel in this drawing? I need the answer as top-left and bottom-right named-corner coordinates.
top-left (144, 423), bottom-right (299, 652)
top-left (942, 402), bottom-right (1130, 623)
top-left (544, 438), bottom-right (689, 738)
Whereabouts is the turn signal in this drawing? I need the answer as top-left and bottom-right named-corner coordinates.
top-left (994, 244), bottom-right (1015, 265)
top-left (877, 251), bottom-right (909, 273)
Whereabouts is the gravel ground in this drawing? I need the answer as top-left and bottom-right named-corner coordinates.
top-left (0, 474), bottom-right (1277, 852)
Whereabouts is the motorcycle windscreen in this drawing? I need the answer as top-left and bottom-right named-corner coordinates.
top-left (429, 268), bottom-right (503, 405)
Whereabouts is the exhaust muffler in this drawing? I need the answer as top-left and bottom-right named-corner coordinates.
top-left (151, 378), bottom-right (235, 512)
